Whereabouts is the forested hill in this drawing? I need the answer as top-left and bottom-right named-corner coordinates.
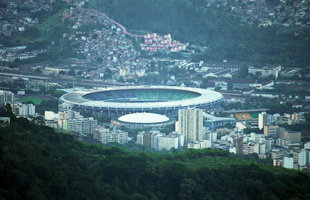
top-left (1, 109), bottom-right (310, 199)
top-left (4, 0), bottom-right (310, 67)
top-left (85, 0), bottom-right (310, 67)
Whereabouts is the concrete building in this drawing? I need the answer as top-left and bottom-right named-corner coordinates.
top-left (16, 103), bottom-right (35, 117)
top-left (248, 65), bottom-right (281, 78)
top-left (264, 125), bottom-right (280, 136)
top-left (304, 142), bottom-right (310, 150)
top-left (136, 131), bottom-right (153, 148)
top-left (204, 113), bottom-right (235, 130)
top-left (298, 149), bottom-right (309, 167)
top-left (82, 118), bottom-right (97, 135)
top-left (258, 112), bottom-right (268, 130)
top-left (280, 130), bottom-right (301, 143)
top-left (137, 131), bottom-right (183, 150)
top-left (271, 149), bottom-right (285, 160)
top-left (67, 119), bottom-right (83, 133)
top-left (177, 109), bottom-right (204, 144)
top-left (44, 111), bottom-right (58, 121)
top-left (62, 117), bottom-right (97, 135)
top-left (96, 128), bottom-right (128, 144)
top-left (151, 131), bottom-right (165, 150)
top-left (283, 157), bottom-right (294, 169)
top-left (188, 140), bottom-right (212, 149)
top-left (157, 132), bottom-right (181, 151)
top-left (243, 142), bottom-right (255, 154)
top-left (206, 131), bottom-right (217, 143)
top-left (0, 90), bottom-right (14, 106)
top-left (58, 110), bottom-right (81, 120)
top-left (256, 143), bottom-right (267, 156)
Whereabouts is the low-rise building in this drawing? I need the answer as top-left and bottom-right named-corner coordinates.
top-left (188, 140), bottom-right (212, 149)
top-left (248, 65), bottom-right (281, 78)
top-left (279, 129), bottom-right (301, 143)
top-left (95, 128), bottom-right (128, 144)
top-left (264, 125), bottom-right (280, 136)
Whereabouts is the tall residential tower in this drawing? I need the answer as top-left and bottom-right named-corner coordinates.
top-left (177, 109), bottom-right (204, 144)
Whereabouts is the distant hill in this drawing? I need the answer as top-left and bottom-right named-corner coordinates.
top-left (1, 107), bottom-right (310, 200)
top-left (3, 0), bottom-right (310, 67)
top-left (86, 0), bottom-right (310, 67)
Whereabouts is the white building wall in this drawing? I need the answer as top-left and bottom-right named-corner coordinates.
top-left (137, 133), bottom-right (144, 145)
top-left (45, 111), bottom-right (58, 120)
top-left (304, 142), bottom-right (310, 150)
top-left (158, 136), bottom-right (178, 150)
top-left (258, 112), bottom-right (268, 130)
top-left (298, 150), bottom-right (309, 166)
top-left (178, 109), bottom-right (204, 144)
top-left (283, 157), bottom-right (294, 169)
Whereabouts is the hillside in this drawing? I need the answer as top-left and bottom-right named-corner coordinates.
top-left (3, 0), bottom-right (310, 67)
top-left (87, 0), bottom-right (310, 67)
top-left (1, 108), bottom-right (310, 200)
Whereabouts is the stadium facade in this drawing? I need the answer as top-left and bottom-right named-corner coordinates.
top-left (60, 86), bottom-right (223, 115)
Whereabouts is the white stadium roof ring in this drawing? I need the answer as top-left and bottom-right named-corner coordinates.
top-left (60, 86), bottom-right (223, 115)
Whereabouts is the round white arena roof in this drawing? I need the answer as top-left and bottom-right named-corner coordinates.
top-left (118, 113), bottom-right (169, 124)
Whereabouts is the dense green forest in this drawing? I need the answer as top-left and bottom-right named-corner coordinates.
top-left (85, 0), bottom-right (310, 67)
top-left (1, 106), bottom-right (310, 200)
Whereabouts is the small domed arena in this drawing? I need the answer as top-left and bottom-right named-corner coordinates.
top-left (112, 113), bottom-right (174, 128)
top-left (60, 86), bottom-right (223, 116)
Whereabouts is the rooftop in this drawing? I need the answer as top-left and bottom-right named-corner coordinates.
top-left (118, 113), bottom-right (169, 124)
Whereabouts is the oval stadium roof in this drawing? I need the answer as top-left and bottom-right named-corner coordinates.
top-left (60, 86), bottom-right (223, 109)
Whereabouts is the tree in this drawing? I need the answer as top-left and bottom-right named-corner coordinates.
top-left (0, 104), bottom-right (15, 118)
top-left (178, 178), bottom-right (196, 200)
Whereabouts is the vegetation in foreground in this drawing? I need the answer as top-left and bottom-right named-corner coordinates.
top-left (1, 106), bottom-right (310, 200)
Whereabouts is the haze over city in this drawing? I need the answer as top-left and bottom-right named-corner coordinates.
top-left (1, 0), bottom-right (310, 199)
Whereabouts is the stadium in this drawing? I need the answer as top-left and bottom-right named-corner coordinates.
top-left (60, 86), bottom-right (223, 115)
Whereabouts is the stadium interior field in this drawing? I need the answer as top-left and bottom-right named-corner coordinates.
top-left (83, 88), bottom-right (201, 103)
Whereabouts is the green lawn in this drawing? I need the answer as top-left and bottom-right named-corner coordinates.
top-left (250, 112), bottom-right (259, 119)
top-left (19, 96), bottom-right (43, 105)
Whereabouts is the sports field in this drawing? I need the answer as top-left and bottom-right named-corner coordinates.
top-left (20, 96), bottom-right (43, 105)
top-left (235, 113), bottom-right (252, 120)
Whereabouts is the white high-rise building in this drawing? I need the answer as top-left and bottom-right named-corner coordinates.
top-left (82, 118), bottom-right (97, 135)
top-left (0, 90), bottom-right (14, 106)
top-left (298, 149), bottom-right (309, 167)
top-left (17, 104), bottom-right (35, 117)
top-left (67, 118), bottom-right (83, 133)
top-left (258, 112), bottom-right (268, 130)
top-left (136, 132), bottom-right (144, 145)
top-left (150, 131), bottom-right (164, 150)
top-left (177, 109), bottom-right (204, 145)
